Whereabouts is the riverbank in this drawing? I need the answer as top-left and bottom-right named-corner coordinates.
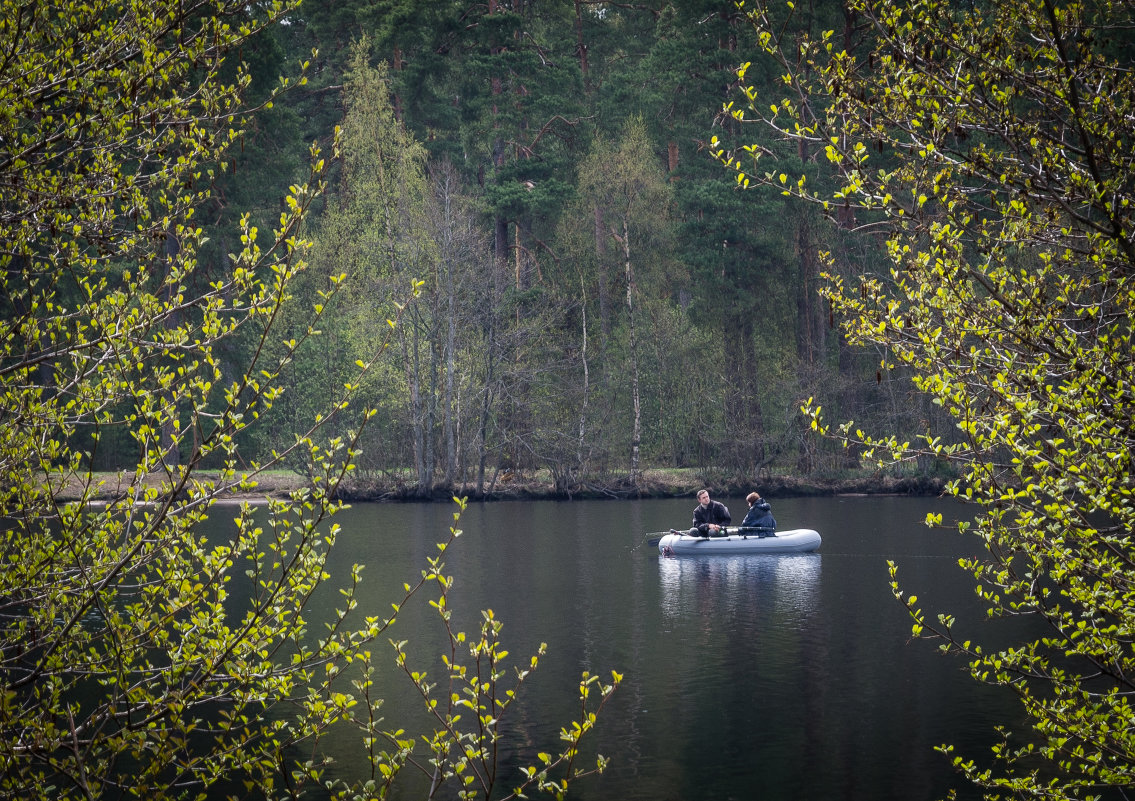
top-left (61, 468), bottom-right (947, 503)
top-left (337, 470), bottom-right (947, 502)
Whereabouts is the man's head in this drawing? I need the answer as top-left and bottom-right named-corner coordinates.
top-left (697, 489), bottom-right (710, 506)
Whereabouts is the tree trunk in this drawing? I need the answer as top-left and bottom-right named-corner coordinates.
top-left (724, 313), bottom-right (765, 470)
top-left (475, 346), bottom-right (494, 497)
top-left (400, 321), bottom-right (427, 495)
top-left (577, 271), bottom-right (590, 476)
top-left (574, 0), bottom-right (589, 89)
top-left (444, 257), bottom-right (457, 486)
top-left (425, 311), bottom-right (439, 489)
top-left (594, 204), bottom-right (611, 343)
top-left (795, 212), bottom-right (824, 366)
top-left (619, 217), bottom-right (642, 485)
top-left (475, 254), bottom-right (501, 497)
top-left (161, 228), bottom-right (181, 468)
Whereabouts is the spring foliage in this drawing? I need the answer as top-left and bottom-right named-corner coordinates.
top-left (717, 0), bottom-right (1135, 797)
top-left (0, 3), bottom-right (616, 798)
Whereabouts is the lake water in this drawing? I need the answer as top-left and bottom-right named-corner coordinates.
top-left (222, 494), bottom-right (1030, 800)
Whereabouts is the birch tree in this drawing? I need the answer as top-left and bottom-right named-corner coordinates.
top-left (573, 119), bottom-right (677, 482)
top-left (314, 43), bottom-right (439, 491)
top-left (0, 2), bottom-right (363, 795)
top-left (0, 7), bottom-right (617, 798)
top-left (718, 0), bottom-right (1135, 796)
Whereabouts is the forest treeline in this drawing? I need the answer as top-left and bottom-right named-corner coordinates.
top-left (108, 0), bottom-right (950, 497)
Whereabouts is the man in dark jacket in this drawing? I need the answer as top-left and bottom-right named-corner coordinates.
top-left (689, 489), bottom-right (730, 537)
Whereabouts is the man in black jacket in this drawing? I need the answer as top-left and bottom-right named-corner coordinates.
top-left (689, 489), bottom-right (730, 537)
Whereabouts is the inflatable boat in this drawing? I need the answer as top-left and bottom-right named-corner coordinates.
top-left (658, 527), bottom-right (821, 555)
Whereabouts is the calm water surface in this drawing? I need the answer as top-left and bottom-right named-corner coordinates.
top-left (226, 495), bottom-right (1030, 800)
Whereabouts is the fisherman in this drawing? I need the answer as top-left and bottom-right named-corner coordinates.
top-left (739, 491), bottom-right (776, 536)
top-left (689, 489), bottom-right (730, 538)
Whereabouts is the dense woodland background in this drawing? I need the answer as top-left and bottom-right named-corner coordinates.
top-left (86, 0), bottom-right (951, 495)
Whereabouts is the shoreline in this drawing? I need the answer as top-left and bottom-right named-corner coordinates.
top-left (338, 472), bottom-right (948, 502)
top-left (58, 469), bottom-right (949, 504)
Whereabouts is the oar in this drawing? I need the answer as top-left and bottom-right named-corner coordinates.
top-left (642, 529), bottom-right (681, 548)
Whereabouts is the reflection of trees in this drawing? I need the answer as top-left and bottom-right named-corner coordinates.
top-left (655, 554), bottom-right (825, 796)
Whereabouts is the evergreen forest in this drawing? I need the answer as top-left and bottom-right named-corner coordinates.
top-left (96, 0), bottom-right (930, 497)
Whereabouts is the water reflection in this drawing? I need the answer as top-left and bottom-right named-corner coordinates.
top-left (657, 553), bottom-right (822, 623)
top-left (188, 496), bottom-right (1032, 801)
